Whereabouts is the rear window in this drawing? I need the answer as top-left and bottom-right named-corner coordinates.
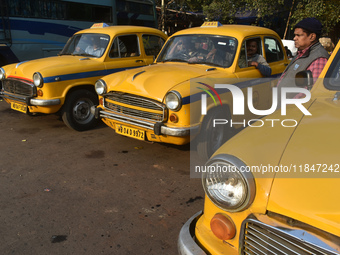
top-left (264, 37), bottom-right (284, 63)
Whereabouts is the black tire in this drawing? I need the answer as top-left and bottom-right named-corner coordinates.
top-left (62, 89), bottom-right (99, 131)
top-left (196, 107), bottom-right (235, 161)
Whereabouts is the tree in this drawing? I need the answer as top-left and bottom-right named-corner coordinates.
top-left (203, 1), bottom-right (242, 24)
top-left (199, 0), bottom-right (340, 37)
top-left (291, 0), bottom-right (340, 34)
top-left (201, 0), bottom-right (287, 25)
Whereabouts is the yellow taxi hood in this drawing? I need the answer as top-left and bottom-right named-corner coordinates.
top-left (104, 63), bottom-right (213, 102)
top-left (8, 56), bottom-right (103, 80)
top-left (267, 95), bottom-right (340, 237)
top-left (213, 101), bottom-right (309, 174)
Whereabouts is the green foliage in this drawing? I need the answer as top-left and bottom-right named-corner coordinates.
top-left (199, 0), bottom-right (339, 35)
top-left (201, 0), bottom-right (287, 24)
top-left (185, 0), bottom-right (210, 11)
top-left (203, 0), bottom-right (241, 24)
top-left (157, 0), bottom-right (340, 35)
top-left (291, 0), bottom-right (340, 34)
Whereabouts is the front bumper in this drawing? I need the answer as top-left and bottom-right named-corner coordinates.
top-left (178, 211), bottom-right (207, 255)
top-left (1, 91), bottom-right (60, 106)
top-left (92, 106), bottom-right (199, 137)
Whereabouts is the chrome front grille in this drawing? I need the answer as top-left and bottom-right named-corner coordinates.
top-left (241, 219), bottom-right (338, 255)
top-left (3, 78), bottom-right (36, 97)
top-left (104, 92), bottom-right (166, 122)
top-left (106, 93), bottom-right (162, 111)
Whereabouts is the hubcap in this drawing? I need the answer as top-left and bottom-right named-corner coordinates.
top-left (73, 99), bottom-right (93, 123)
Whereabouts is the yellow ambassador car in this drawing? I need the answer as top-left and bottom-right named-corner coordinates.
top-left (92, 22), bottom-right (289, 158)
top-left (178, 43), bottom-right (340, 253)
top-left (0, 24), bottom-right (167, 131)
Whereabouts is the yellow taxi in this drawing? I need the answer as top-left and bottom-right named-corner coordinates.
top-left (92, 22), bottom-right (288, 158)
top-left (178, 41), bottom-right (340, 254)
top-left (0, 24), bottom-right (167, 131)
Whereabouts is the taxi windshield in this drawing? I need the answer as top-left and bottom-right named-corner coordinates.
top-left (156, 35), bottom-right (237, 68)
top-left (60, 33), bottom-right (110, 58)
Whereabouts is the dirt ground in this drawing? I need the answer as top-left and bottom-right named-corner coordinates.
top-left (0, 99), bottom-right (204, 255)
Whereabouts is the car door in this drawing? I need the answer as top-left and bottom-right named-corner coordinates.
top-left (140, 33), bottom-right (166, 64)
top-left (234, 36), bottom-right (274, 118)
top-left (104, 33), bottom-right (147, 73)
top-left (263, 36), bottom-right (289, 75)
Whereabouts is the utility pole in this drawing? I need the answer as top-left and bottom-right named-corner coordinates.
top-left (161, 0), bottom-right (165, 32)
top-left (283, 0), bottom-right (295, 39)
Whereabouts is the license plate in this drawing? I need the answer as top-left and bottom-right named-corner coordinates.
top-left (11, 102), bottom-right (27, 113)
top-left (116, 124), bottom-right (145, 140)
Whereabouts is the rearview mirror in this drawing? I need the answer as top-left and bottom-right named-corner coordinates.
top-left (296, 70), bottom-right (313, 90)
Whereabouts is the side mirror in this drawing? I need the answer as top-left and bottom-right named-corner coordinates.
top-left (295, 70), bottom-right (313, 90)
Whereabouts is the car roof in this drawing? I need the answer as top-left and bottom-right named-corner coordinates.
top-left (171, 24), bottom-right (279, 38)
top-left (76, 25), bottom-right (167, 37)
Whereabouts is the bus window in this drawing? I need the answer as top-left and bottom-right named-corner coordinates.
top-left (0, 0), bottom-right (157, 62)
top-left (7, 0), bottom-right (112, 23)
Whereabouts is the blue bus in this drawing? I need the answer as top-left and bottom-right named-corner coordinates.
top-left (0, 0), bottom-right (158, 65)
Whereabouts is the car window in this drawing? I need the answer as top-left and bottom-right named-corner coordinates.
top-left (238, 37), bottom-right (263, 68)
top-left (324, 48), bottom-right (340, 90)
top-left (156, 35), bottom-right (237, 68)
top-left (60, 33), bottom-right (110, 57)
top-left (109, 34), bottom-right (140, 58)
top-left (142, 34), bottom-right (166, 58)
top-left (264, 37), bottom-right (284, 63)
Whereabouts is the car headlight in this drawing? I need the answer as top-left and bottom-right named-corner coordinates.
top-left (0, 67), bottom-right (5, 80)
top-left (33, 72), bottom-right (44, 87)
top-left (202, 154), bottom-right (255, 212)
top-left (165, 91), bottom-right (182, 111)
top-left (95, 79), bottom-right (107, 95)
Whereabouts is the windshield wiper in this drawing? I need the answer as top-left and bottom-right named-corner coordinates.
top-left (72, 53), bottom-right (97, 57)
top-left (162, 58), bottom-right (188, 63)
top-left (188, 61), bottom-right (223, 68)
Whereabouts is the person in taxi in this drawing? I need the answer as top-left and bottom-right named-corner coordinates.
top-left (277, 17), bottom-right (329, 98)
top-left (85, 36), bottom-right (105, 57)
top-left (205, 47), bottom-right (224, 66)
top-left (206, 38), bottom-right (235, 67)
top-left (239, 38), bottom-right (271, 76)
top-left (168, 37), bottom-right (196, 61)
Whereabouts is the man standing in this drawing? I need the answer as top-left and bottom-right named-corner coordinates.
top-left (85, 37), bottom-right (104, 57)
top-left (277, 17), bottom-right (329, 99)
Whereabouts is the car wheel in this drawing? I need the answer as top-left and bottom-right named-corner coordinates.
top-left (196, 107), bottom-right (235, 161)
top-left (62, 89), bottom-right (99, 131)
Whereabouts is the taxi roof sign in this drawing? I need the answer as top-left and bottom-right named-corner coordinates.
top-left (201, 21), bottom-right (223, 28)
top-left (91, 23), bottom-right (110, 28)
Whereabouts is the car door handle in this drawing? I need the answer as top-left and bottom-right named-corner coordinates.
top-left (135, 60), bottom-right (144, 63)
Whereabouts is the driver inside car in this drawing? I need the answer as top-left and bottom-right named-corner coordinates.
top-left (85, 36), bottom-right (105, 57)
top-left (168, 37), bottom-right (197, 60)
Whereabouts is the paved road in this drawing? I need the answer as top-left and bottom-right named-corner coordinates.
top-left (0, 99), bottom-right (204, 255)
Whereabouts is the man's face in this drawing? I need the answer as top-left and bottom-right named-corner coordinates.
top-left (294, 28), bottom-right (314, 50)
top-left (177, 39), bottom-right (188, 50)
top-left (246, 41), bottom-right (258, 56)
